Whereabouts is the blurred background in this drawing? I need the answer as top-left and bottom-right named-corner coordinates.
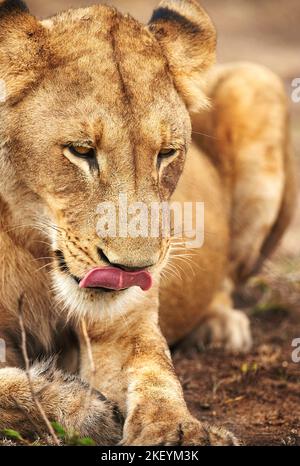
top-left (26, 0), bottom-right (300, 445)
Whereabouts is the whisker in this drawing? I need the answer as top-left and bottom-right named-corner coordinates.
top-left (29, 257), bottom-right (54, 263)
top-left (35, 263), bottom-right (53, 273)
top-left (192, 130), bottom-right (218, 140)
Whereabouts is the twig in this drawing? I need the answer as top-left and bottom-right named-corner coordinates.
top-left (18, 295), bottom-right (60, 446)
top-left (80, 318), bottom-right (96, 423)
top-left (224, 395), bottom-right (245, 405)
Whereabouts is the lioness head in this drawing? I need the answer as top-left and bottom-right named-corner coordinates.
top-left (0, 0), bottom-right (216, 317)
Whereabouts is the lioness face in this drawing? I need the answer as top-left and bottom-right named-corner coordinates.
top-left (1, 2), bottom-right (216, 317)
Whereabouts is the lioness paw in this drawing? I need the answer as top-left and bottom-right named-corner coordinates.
top-left (121, 418), bottom-right (238, 446)
top-left (195, 309), bottom-right (252, 353)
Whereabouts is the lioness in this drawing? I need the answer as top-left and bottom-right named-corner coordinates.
top-left (0, 0), bottom-right (295, 445)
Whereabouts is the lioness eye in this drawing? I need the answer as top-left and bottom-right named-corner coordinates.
top-left (159, 148), bottom-right (177, 158)
top-left (157, 148), bottom-right (177, 167)
top-left (68, 145), bottom-right (95, 158)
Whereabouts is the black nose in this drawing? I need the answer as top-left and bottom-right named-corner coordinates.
top-left (97, 248), bottom-right (154, 272)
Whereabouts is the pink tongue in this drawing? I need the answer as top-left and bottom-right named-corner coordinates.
top-left (79, 267), bottom-right (153, 292)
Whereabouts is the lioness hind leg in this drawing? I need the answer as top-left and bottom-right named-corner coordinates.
top-left (214, 63), bottom-right (296, 281)
top-left (193, 62), bottom-right (296, 281)
top-left (187, 279), bottom-right (252, 354)
top-left (0, 363), bottom-right (122, 445)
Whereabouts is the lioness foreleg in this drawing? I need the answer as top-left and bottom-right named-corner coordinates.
top-left (0, 362), bottom-right (122, 444)
top-left (80, 289), bottom-right (238, 446)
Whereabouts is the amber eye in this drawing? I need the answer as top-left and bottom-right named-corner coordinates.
top-left (68, 145), bottom-right (95, 158)
top-left (159, 148), bottom-right (177, 158)
top-left (157, 148), bottom-right (177, 168)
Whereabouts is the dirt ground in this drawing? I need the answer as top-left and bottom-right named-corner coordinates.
top-left (174, 302), bottom-right (300, 445)
top-left (11, 0), bottom-right (300, 446)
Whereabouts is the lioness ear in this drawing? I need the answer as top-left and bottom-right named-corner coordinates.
top-left (148, 0), bottom-right (216, 112)
top-left (0, 0), bottom-right (46, 103)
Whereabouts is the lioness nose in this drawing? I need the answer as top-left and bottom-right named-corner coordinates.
top-left (97, 248), bottom-right (156, 271)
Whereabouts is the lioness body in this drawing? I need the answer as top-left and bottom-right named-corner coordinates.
top-left (0, 0), bottom-right (295, 445)
top-left (161, 62), bottom-right (296, 344)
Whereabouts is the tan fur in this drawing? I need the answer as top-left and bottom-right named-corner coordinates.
top-left (0, 0), bottom-right (295, 445)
